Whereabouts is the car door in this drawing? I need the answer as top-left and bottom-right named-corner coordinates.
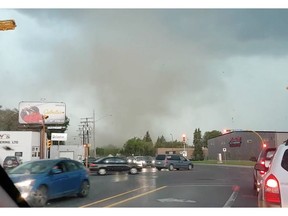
top-left (114, 157), bottom-right (130, 172)
top-left (48, 162), bottom-right (71, 198)
top-left (179, 155), bottom-right (190, 169)
top-left (171, 155), bottom-right (181, 169)
top-left (64, 160), bottom-right (82, 193)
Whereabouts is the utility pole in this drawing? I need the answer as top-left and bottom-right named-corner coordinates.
top-left (80, 117), bottom-right (93, 157)
top-left (93, 110), bottom-right (96, 157)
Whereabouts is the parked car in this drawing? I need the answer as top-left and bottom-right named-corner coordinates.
top-left (256, 141), bottom-right (288, 207)
top-left (155, 154), bottom-right (193, 171)
top-left (3, 156), bottom-right (21, 171)
top-left (89, 156), bottom-right (142, 175)
top-left (253, 147), bottom-right (276, 192)
top-left (8, 158), bottom-right (90, 207)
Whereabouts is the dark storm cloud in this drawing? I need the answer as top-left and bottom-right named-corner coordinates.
top-left (13, 9), bottom-right (288, 144)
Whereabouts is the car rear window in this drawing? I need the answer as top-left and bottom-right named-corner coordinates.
top-left (281, 149), bottom-right (288, 171)
top-left (156, 155), bottom-right (166, 160)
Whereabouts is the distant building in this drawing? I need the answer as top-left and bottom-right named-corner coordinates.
top-left (49, 144), bottom-right (84, 161)
top-left (207, 130), bottom-right (288, 161)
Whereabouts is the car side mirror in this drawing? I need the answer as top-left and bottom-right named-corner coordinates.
top-left (254, 163), bottom-right (268, 172)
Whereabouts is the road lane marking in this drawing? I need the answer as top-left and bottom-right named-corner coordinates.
top-left (105, 186), bottom-right (167, 207)
top-left (223, 185), bottom-right (240, 207)
top-left (157, 198), bottom-right (196, 203)
top-left (80, 187), bottom-right (145, 208)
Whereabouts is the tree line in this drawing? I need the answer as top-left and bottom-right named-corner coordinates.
top-left (0, 106), bottom-right (222, 160)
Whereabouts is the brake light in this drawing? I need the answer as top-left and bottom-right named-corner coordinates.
top-left (259, 160), bottom-right (266, 174)
top-left (264, 174), bottom-right (281, 204)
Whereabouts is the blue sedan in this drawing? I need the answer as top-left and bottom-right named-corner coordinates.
top-left (8, 158), bottom-right (90, 207)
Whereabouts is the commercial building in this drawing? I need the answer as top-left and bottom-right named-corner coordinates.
top-left (0, 131), bottom-right (41, 165)
top-left (207, 130), bottom-right (288, 161)
top-left (49, 144), bottom-right (84, 161)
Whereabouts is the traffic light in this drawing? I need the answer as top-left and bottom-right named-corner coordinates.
top-left (47, 140), bottom-right (52, 148)
top-left (182, 134), bottom-right (186, 142)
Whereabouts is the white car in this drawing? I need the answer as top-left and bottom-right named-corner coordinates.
top-left (256, 141), bottom-right (288, 207)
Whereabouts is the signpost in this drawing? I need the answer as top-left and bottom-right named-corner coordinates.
top-left (223, 148), bottom-right (227, 163)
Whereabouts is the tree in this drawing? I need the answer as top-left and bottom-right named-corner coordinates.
top-left (143, 131), bottom-right (152, 142)
top-left (192, 128), bottom-right (204, 161)
top-left (0, 107), bottom-right (19, 131)
top-left (155, 135), bottom-right (166, 148)
top-left (202, 130), bottom-right (222, 148)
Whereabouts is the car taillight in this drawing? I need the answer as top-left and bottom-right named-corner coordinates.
top-left (259, 160), bottom-right (266, 174)
top-left (264, 174), bottom-right (281, 204)
top-left (90, 163), bottom-right (96, 167)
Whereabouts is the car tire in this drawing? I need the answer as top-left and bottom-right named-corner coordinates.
top-left (188, 164), bottom-right (192, 170)
top-left (130, 167), bottom-right (138, 175)
top-left (77, 181), bottom-right (90, 197)
top-left (169, 164), bottom-right (174, 171)
top-left (31, 185), bottom-right (48, 207)
top-left (98, 168), bottom-right (107, 175)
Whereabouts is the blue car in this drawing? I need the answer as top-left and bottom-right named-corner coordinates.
top-left (8, 158), bottom-right (90, 207)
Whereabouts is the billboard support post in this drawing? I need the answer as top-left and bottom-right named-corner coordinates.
top-left (40, 115), bottom-right (47, 159)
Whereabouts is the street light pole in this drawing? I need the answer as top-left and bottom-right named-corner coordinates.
top-left (170, 133), bottom-right (174, 153)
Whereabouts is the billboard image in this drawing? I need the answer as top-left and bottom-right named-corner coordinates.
top-left (19, 101), bottom-right (66, 124)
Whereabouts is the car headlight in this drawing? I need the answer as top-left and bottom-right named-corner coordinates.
top-left (15, 179), bottom-right (34, 188)
top-left (15, 179), bottom-right (35, 199)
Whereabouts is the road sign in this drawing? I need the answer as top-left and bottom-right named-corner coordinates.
top-left (51, 133), bottom-right (67, 141)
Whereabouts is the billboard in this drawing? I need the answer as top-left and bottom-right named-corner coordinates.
top-left (19, 101), bottom-right (66, 124)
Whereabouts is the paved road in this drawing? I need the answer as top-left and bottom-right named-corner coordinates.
top-left (47, 164), bottom-right (258, 208)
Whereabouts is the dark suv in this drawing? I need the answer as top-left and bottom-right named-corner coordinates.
top-left (3, 156), bottom-right (21, 171)
top-left (155, 154), bottom-right (193, 171)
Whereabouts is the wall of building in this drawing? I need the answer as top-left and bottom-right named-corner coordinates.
top-left (49, 144), bottom-right (84, 161)
top-left (0, 131), bottom-right (40, 165)
top-left (207, 131), bottom-right (288, 160)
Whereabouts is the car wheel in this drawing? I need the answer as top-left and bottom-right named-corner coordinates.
top-left (31, 185), bottom-right (48, 207)
top-left (98, 168), bottom-right (107, 175)
top-left (130, 167), bottom-right (138, 174)
top-left (77, 181), bottom-right (90, 197)
top-left (188, 164), bottom-right (192, 170)
top-left (169, 164), bottom-right (174, 171)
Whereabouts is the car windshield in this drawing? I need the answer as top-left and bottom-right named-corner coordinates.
top-left (9, 160), bottom-right (54, 174)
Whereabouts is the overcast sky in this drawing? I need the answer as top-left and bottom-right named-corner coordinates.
top-left (1, 7), bottom-right (288, 147)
